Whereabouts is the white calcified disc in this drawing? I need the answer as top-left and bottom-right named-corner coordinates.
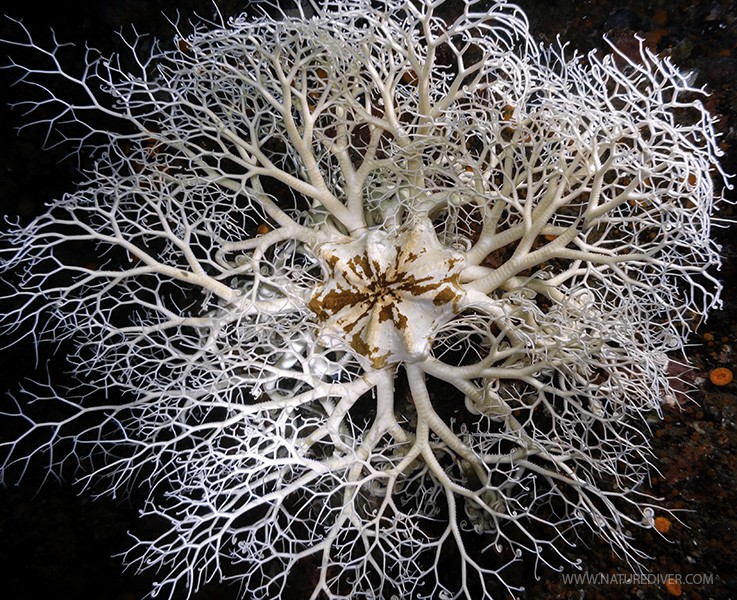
top-left (309, 218), bottom-right (465, 369)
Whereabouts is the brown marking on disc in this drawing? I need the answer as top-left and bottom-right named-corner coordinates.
top-left (433, 286), bottom-right (458, 306)
top-left (395, 310), bottom-right (408, 332)
top-left (378, 303), bottom-right (395, 323)
top-left (319, 287), bottom-right (367, 313)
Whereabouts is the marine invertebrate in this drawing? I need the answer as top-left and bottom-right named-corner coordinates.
top-left (709, 366), bottom-right (732, 386)
top-left (0, 1), bottom-right (726, 599)
top-left (654, 515), bottom-right (673, 534)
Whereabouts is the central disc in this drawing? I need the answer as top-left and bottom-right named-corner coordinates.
top-left (309, 219), bottom-right (466, 369)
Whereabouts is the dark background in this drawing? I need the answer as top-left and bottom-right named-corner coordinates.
top-left (0, 1), bottom-right (735, 599)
